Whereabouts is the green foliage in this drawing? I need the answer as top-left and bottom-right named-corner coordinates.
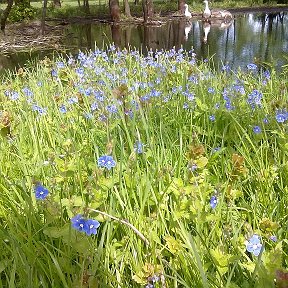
top-left (0, 49), bottom-right (287, 287)
top-left (8, 2), bottom-right (37, 22)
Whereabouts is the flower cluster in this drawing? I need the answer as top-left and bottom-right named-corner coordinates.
top-left (97, 155), bottom-right (116, 170)
top-left (71, 214), bottom-right (100, 236)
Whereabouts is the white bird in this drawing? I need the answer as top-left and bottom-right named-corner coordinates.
top-left (202, 19), bottom-right (232, 44)
top-left (184, 4), bottom-right (192, 18)
top-left (184, 23), bottom-right (192, 40)
top-left (203, 22), bottom-right (211, 43)
top-left (203, 0), bottom-right (233, 21)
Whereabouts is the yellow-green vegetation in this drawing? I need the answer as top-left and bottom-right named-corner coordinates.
top-left (0, 47), bottom-right (287, 287)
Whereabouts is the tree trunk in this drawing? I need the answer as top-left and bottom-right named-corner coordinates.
top-left (124, 25), bottom-right (132, 48)
top-left (109, 0), bottom-right (120, 22)
top-left (111, 24), bottom-right (121, 46)
top-left (142, 0), bottom-right (153, 23)
top-left (123, 0), bottom-right (131, 18)
top-left (142, 0), bottom-right (148, 23)
top-left (0, 0), bottom-right (13, 32)
top-left (178, 0), bottom-right (185, 14)
top-left (83, 0), bottom-right (89, 13)
top-left (53, 0), bottom-right (61, 7)
top-left (146, 0), bottom-right (153, 18)
top-left (41, 0), bottom-right (48, 35)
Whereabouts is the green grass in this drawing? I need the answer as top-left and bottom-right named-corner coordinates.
top-left (0, 48), bottom-right (287, 287)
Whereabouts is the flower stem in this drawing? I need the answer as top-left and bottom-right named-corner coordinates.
top-left (88, 208), bottom-right (149, 246)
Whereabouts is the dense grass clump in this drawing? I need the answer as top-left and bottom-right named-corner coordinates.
top-left (0, 47), bottom-right (287, 287)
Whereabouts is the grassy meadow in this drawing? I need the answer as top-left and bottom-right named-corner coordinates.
top-left (0, 47), bottom-right (288, 287)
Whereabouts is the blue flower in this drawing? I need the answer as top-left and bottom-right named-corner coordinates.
top-left (209, 115), bottom-right (215, 121)
top-left (222, 64), bottom-right (230, 72)
top-left (34, 184), bottom-right (49, 200)
top-left (59, 105), bottom-right (67, 114)
top-left (189, 163), bottom-right (198, 172)
top-left (263, 117), bottom-right (269, 124)
top-left (270, 235), bottom-right (277, 242)
top-left (275, 110), bottom-right (288, 123)
top-left (71, 214), bottom-right (87, 233)
top-left (208, 87), bottom-right (215, 94)
top-left (71, 215), bottom-right (101, 236)
top-left (253, 126), bottom-right (262, 134)
top-left (210, 195), bottom-right (218, 209)
top-left (68, 97), bottom-right (78, 105)
top-left (246, 234), bottom-right (262, 256)
top-left (98, 155), bottom-right (116, 170)
top-left (85, 219), bottom-right (100, 235)
top-left (212, 147), bottom-right (221, 153)
top-left (106, 105), bottom-right (118, 114)
top-left (247, 63), bottom-right (257, 70)
top-left (51, 69), bottom-right (58, 77)
top-left (263, 70), bottom-right (270, 79)
top-left (56, 62), bottom-right (65, 69)
top-left (134, 141), bottom-right (144, 154)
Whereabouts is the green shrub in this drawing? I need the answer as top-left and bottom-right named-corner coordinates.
top-left (8, 3), bottom-right (37, 22)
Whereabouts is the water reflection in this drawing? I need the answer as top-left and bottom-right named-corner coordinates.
top-left (0, 12), bottom-right (287, 72)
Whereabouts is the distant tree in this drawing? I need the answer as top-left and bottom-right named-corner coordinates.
top-left (0, 0), bottom-right (13, 31)
top-left (142, 0), bottom-right (153, 23)
top-left (178, 0), bottom-right (185, 14)
top-left (83, 0), bottom-right (89, 12)
top-left (109, 0), bottom-right (120, 22)
top-left (53, 0), bottom-right (61, 8)
top-left (41, 0), bottom-right (48, 35)
top-left (123, 0), bottom-right (131, 18)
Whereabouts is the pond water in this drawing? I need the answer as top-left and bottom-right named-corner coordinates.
top-left (1, 11), bottom-right (287, 72)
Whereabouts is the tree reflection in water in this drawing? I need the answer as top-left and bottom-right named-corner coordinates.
top-left (1, 12), bottom-right (287, 71)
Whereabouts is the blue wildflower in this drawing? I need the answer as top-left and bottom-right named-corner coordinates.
top-left (183, 102), bottom-right (189, 109)
top-left (85, 219), bottom-right (100, 235)
top-left (263, 70), bottom-right (270, 79)
top-left (246, 234), bottom-right (263, 256)
top-left (51, 69), bottom-right (58, 77)
top-left (56, 62), bottom-right (65, 69)
top-left (247, 90), bottom-right (262, 109)
top-left (32, 104), bottom-right (47, 116)
top-left (263, 117), bottom-right (269, 124)
top-left (247, 63), bottom-right (257, 70)
top-left (106, 105), bottom-right (118, 114)
top-left (270, 235), bottom-right (277, 242)
top-left (98, 155), bottom-right (116, 170)
top-left (189, 163), bottom-right (198, 172)
top-left (71, 215), bottom-right (100, 236)
top-left (134, 141), bottom-right (144, 154)
top-left (68, 97), bottom-right (78, 105)
top-left (208, 87), bottom-right (215, 94)
top-left (9, 91), bottom-right (19, 101)
top-left (210, 195), bottom-right (218, 209)
top-left (222, 64), bottom-right (230, 72)
top-left (209, 115), bottom-right (215, 121)
top-left (22, 87), bottom-right (33, 97)
top-left (253, 126), bottom-right (262, 134)
top-left (212, 147), bottom-right (221, 153)
top-left (34, 184), bottom-right (49, 200)
top-left (275, 110), bottom-right (288, 123)
top-left (59, 105), bottom-right (67, 114)
top-left (71, 214), bottom-right (87, 233)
